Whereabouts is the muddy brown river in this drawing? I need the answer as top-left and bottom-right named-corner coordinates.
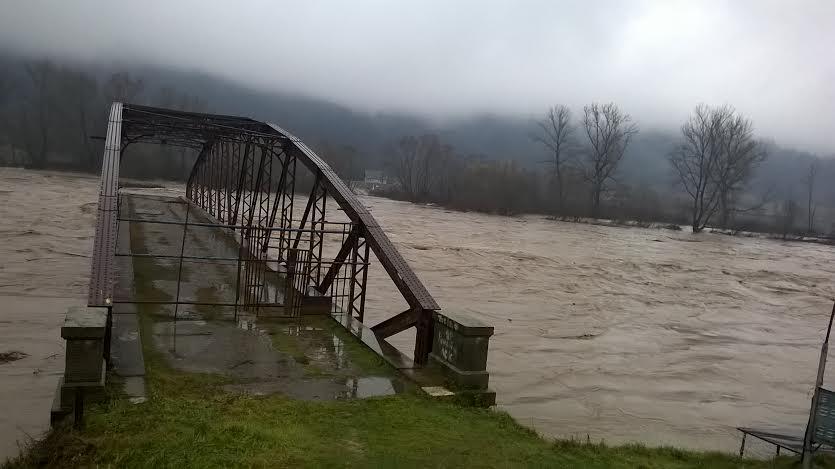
top-left (2, 167), bottom-right (834, 460)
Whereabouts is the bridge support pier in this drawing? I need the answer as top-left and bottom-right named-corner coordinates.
top-left (428, 311), bottom-right (495, 405)
top-left (51, 306), bottom-right (108, 427)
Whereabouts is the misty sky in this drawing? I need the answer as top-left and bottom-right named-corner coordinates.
top-left (1, 0), bottom-right (833, 152)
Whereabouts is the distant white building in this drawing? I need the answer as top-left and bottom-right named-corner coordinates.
top-left (364, 170), bottom-right (388, 186)
top-left (350, 169), bottom-right (391, 194)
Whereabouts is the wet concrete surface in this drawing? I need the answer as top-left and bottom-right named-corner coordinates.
top-left (150, 314), bottom-right (408, 401)
top-left (127, 193), bottom-right (410, 401)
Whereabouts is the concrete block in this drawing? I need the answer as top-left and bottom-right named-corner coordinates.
top-left (58, 374), bottom-right (106, 407)
top-left (301, 291), bottom-right (332, 315)
top-left (63, 306), bottom-right (107, 383)
top-left (61, 306), bottom-right (108, 339)
top-left (432, 311), bottom-right (494, 337)
top-left (429, 355), bottom-right (491, 389)
top-left (64, 339), bottom-right (104, 383)
top-left (429, 311), bottom-right (493, 390)
top-left (51, 368), bottom-right (106, 428)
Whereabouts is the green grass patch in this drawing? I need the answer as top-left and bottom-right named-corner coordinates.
top-left (8, 381), bottom-right (835, 469)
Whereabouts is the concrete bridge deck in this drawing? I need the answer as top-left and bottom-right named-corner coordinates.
top-left (113, 192), bottom-right (411, 400)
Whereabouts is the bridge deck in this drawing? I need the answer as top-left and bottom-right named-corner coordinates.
top-left (113, 192), bottom-right (417, 400)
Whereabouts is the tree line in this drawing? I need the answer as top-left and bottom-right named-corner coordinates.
top-left (0, 58), bottom-right (831, 236)
top-left (383, 102), bottom-right (829, 236)
top-left (0, 59), bottom-right (206, 179)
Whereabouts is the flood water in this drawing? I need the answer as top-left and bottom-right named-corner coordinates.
top-left (2, 167), bottom-right (835, 459)
top-left (0, 168), bottom-right (97, 460)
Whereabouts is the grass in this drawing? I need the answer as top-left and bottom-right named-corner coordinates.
top-left (7, 374), bottom-right (834, 469)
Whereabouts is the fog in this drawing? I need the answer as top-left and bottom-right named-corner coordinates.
top-left (0, 0), bottom-right (833, 152)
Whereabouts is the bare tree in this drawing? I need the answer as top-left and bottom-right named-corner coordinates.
top-left (318, 141), bottom-right (359, 181)
top-left (429, 143), bottom-right (457, 203)
top-left (152, 87), bottom-right (207, 178)
top-left (0, 70), bottom-right (11, 111)
top-left (777, 198), bottom-right (799, 240)
top-left (669, 104), bottom-right (726, 232)
top-left (18, 61), bottom-right (58, 168)
top-left (806, 158), bottom-right (818, 233)
top-left (103, 72), bottom-right (144, 104)
top-left (532, 105), bottom-right (574, 213)
top-left (391, 134), bottom-right (442, 201)
top-left (714, 109), bottom-right (767, 227)
top-left (581, 102), bottom-right (638, 217)
top-left (670, 104), bottom-right (766, 233)
top-left (0, 68), bottom-right (13, 154)
top-left (57, 68), bottom-right (101, 170)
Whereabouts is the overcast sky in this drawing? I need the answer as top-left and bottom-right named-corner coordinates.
top-left (1, 0), bottom-right (833, 152)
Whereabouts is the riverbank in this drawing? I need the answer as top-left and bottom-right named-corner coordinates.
top-left (4, 318), bottom-right (824, 469)
top-left (372, 188), bottom-right (834, 245)
top-left (548, 215), bottom-right (835, 246)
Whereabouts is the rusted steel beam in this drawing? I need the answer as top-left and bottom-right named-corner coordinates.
top-left (309, 180), bottom-right (327, 285)
top-left (413, 309), bottom-right (435, 366)
top-left (105, 103), bottom-right (442, 366)
top-left (213, 144), bottom-right (221, 218)
top-left (230, 139), bottom-right (251, 230)
top-left (291, 175), bottom-right (319, 250)
top-left (268, 133), bottom-right (439, 312)
top-left (317, 227), bottom-right (359, 294)
top-left (349, 236), bottom-right (370, 321)
top-left (245, 145), bottom-right (268, 231)
top-left (225, 141), bottom-right (234, 224)
top-left (371, 308), bottom-right (421, 339)
top-left (278, 154), bottom-right (296, 262)
top-left (262, 149), bottom-right (288, 251)
top-left (116, 217), bottom-right (349, 234)
top-left (88, 102), bottom-right (122, 308)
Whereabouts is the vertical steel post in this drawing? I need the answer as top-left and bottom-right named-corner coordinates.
top-left (214, 145), bottom-right (223, 220)
top-left (310, 183), bottom-right (326, 285)
top-left (739, 433), bottom-right (745, 458)
top-left (263, 149), bottom-right (288, 252)
top-left (347, 236), bottom-right (359, 318)
top-left (355, 238), bottom-right (369, 322)
top-left (414, 309), bottom-right (434, 366)
top-left (285, 249), bottom-right (299, 317)
top-left (279, 154), bottom-right (295, 262)
top-left (802, 302), bottom-right (835, 468)
top-left (231, 140), bottom-right (251, 230)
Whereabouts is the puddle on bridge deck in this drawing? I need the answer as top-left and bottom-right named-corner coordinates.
top-left (152, 315), bottom-right (410, 401)
top-left (153, 314), bottom-right (411, 400)
top-left (126, 193), bottom-right (411, 401)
